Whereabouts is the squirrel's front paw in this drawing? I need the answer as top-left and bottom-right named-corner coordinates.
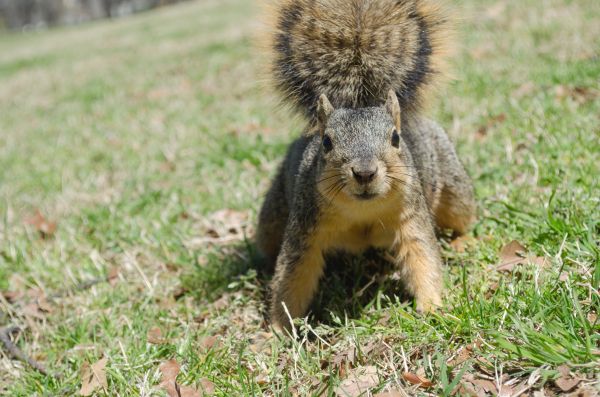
top-left (415, 292), bottom-right (442, 314)
top-left (270, 309), bottom-right (293, 335)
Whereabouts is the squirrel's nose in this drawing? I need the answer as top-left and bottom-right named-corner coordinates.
top-left (352, 167), bottom-right (378, 184)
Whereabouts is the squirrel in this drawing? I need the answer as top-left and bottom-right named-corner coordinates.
top-left (256, 0), bottom-right (476, 331)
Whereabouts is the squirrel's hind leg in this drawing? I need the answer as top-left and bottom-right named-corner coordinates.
top-left (256, 170), bottom-right (289, 270)
top-left (434, 175), bottom-right (476, 236)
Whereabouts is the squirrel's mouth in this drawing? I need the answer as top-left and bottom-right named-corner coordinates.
top-left (354, 192), bottom-right (378, 200)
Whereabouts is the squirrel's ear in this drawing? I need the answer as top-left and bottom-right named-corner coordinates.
top-left (317, 94), bottom-right (334, 135)
top-left (385, 89), bottom-right (401, 132)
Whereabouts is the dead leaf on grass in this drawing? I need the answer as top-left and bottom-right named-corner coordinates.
top-left (147, 327), bottom-right (167, 345)
top-left (24, 210), bottom-right (57, 239)
top-left (107, 266), bottom-right (120, 286)
top-left (80, 357), bottom-right (108, 396)
top-left (159, 359), bottom-right (180, 384)
top-left (476, 113), bottom-right (507, 139)
top-left (402, 371), bottom-right (433, 388)
top-left (335, 365), bottom-right (380, 397)
top-left (554, 85), bottom-right (599, 104)
top-left (554, 365), bottom-right (581, 393)
top-left (447, 346), bottom-right (472, 366)
top-left (450, 235), bottom-right (477, 253)
top-left (497, 240), bottom-right (548, 272)
top-left (198, 379), bottom-right (215, 395)
top-left (159, 359), bottom-right (212, 396)
top-left (199, 335), bottom-right (219, 351)
top-left (248, 332), bottom-right (273, 355)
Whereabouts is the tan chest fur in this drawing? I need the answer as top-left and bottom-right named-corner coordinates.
top-left (313, 195), bottom-right (404, 255)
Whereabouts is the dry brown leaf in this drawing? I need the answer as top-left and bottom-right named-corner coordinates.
top-left (402, 371), bottom-right (433, 388)
top-left (447, 346), bottom-right (472, 366)
top-left (37, 295), bottom-right (53, 313)
top-left (107, 266), bottom-right (120, 286)
top-left (2, 290), bottom-right (23, 302)
top-left (198, 378), bottom-right (215, 395)
top-left (476, 113), bottom-right (507, 139)
top-left (199, 335), bottom-right (219, 351)
top-left (165, 383), bottom-right (202, 397)
top-left (158, 359), bottom-right (210, 396)
top-left (255, 373), bottom-right (269, 386)
top-left (555, 85), bottom-right (599, 104)
top-left (471, 378), bottom-right (497, 394)
top-left (147, 327), bottom-right (167, 345)
top-left (248, 332), bottom-right (273, 355)
top-left (498, 240), bottom-right (527, 271)
top-left (80, 357), bottom-right (108, 396)
top-left (335, 365), bottom-right (379, 397)
top-left (159, 359), bottom-right (181, 385)
top-left (332, 347), bottom-right (357, 369)
top-left (25, 210), bottom-right (57, 238)
top-left (450, 235), bottom-right (477, 253)
top-left (554, 365), bottom-right (581, 392)
top-left (22, 302), bottom-right (45, 320)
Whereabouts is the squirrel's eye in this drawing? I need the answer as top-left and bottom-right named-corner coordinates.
top-left (322, 135), bottom-right (333, 153)
top-left (391, 129), bottom-right (400, 148)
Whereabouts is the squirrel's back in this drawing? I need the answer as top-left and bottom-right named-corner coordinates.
top-left (265, 0), bottom-right (452, 120)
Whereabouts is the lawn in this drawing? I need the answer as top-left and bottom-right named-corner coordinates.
top-left (0, 0), bottom-right (598, 395)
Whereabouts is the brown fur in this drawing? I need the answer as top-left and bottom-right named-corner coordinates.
top-left (262, 0), bottom-right (454, 121)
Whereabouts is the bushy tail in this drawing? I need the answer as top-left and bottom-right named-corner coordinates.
top-left (265, 0), bottom-right (453, 120)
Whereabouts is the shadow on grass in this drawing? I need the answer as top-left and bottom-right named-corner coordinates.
top-left (181, 239), bottom-right (412, 329)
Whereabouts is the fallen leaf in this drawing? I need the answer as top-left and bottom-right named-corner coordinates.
top-left (199, 335), bottom-right (219, 351)
top-left (335, 366), bottom-right (380, 396)
top-left (447, 346), bottom-right (472, 366)
top-left (159, 360), bottom-right (210, 397)
top-left (159, 359), bottom-right (181, 385)
top-left (107, 266), bottom-right (120, 286)
top-left (2, 290), bottom-right (23, 302)
top-left (475, 113), bottom-right (507, 139)
top-left (450, 235), bottom-right (477, 253)
top-left (248, 332), bottom-right (273, 355)
top-left (402, 371), bottom-right (433, 388)
top-left (167, 384), bottom-right (202, 397)
top-left (471, 378), bottom-right (497, 394)
top-left (255, 373), bottom-right (269, 386)
top-left (37, 295), bottom-right (53, 313)
top-left (80, 357), bottom-right (108, 396)
top-left (147, 327), bottom-right (166, 345)
top-left (24, 210), bottom-right (57, 238)
top-left (198, 378), bottom-right (215, 394)
top-left (554, 365), bottom-right (581, 392)
top-left (554, 85), bottom-right (599, 104)
top-left (22, 302), bottom-right (45, 320)
top-left (332, 346), bottom-right (358, 370)
top-left (497, 240), bottom-right (527, 271)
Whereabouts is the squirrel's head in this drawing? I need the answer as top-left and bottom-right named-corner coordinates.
top-left (315, 89), bottom-right (409, 203)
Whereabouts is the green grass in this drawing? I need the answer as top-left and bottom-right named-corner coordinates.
top-left (0, 0), bottom-right (598, 395)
